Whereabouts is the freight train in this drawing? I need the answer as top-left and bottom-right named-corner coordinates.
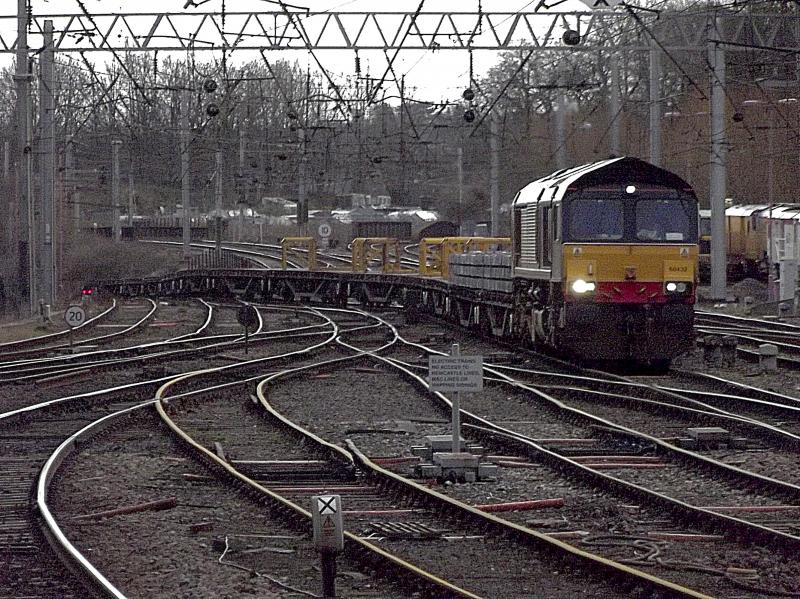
top-left (105, 157), bottom-right (700, 367)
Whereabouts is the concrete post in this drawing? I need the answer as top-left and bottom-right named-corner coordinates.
top-left (555, 89), bottom-right (568, 170)
top-left (450, 343), bottom-right (461, 454)
top-left (489, 113), bottom-right (500, 237)
top-left (709, 18), bottom-right (728, 301)
top-left (298, 126), bottom-right (306, 237)
top-left (649, 42), bottom-right (662, 166)
top-left (456, 146), bottom-right (464, 235)
top-left (39, 20), bottom-right (55, 306)
top-left (14, 0), bottom-right (32, 313)
top-left (128, 172), bottom-right (134, 226)
top-left (181, 90), bottom-right (191, 256)
top-left (111, 140), bottom-right (122, 242)
top-left (759, 343), bottom-right (778, 372)
top-left (215, 148), bottom-right (223, 251)
top-left (609, 53), bottom-right (621, 157)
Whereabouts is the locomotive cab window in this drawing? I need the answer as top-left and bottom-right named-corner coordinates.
top-left (635, 197), bottom-right (697, 243)
top-left (567, 197), bottom-right (624, 241)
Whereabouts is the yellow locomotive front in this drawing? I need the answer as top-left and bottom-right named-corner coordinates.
top-left (561, 187), bottom-right (698, 362)
top-left (512, 157), bottom-right (699, 366)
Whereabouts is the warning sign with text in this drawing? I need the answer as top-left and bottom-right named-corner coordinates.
top-left (428, 355), bottom-right (484, 393)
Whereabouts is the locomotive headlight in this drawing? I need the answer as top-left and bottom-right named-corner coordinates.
top-left (665, 281), bottom-right (689, 294)
top-left (572, 279), bottom-right (596, 294)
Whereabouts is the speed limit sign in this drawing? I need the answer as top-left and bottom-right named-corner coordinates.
top-left (64, 305), bottom-right (86, 329)
top-left (318, 223), bottom-right (332, 238)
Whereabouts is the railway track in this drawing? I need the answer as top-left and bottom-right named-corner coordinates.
top-left (0, 300), bottom-right (212, 385)
top-left (695, 311), bottom-right (800, 367)
top-left (0, 302), bottom-right (330, 386)
top-left (0, 377), bottom-right (170, 597)
top-left (0, 306), bottom-right (341, 597)
top-left (0, 298), bottom-right (157, 362)
top-left (150, 311), bottom-right (704, 598)
top-left (10, 299), bottom-right (800, 596)
top-left (253, 310), bottom-right (800, 595)
top-left (34, 307), bottom-right (702, 598)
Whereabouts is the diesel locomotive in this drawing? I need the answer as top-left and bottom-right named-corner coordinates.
top-left (510, 157), bottom-right (699, 364)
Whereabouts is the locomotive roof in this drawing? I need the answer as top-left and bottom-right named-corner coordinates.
top-left (513, 157), bottom-right (693, 208)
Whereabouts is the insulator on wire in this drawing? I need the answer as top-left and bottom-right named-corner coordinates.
top-left (355, 53), bottom-right (361, 75)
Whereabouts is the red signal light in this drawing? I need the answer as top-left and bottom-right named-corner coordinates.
top-left (82, 288), bottom-right (93, 295)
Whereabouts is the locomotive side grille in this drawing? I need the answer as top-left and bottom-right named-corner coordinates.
top-left (520, 204), bottom-right (538, 267)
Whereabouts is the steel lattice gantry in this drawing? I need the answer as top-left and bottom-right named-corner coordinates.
top-left (0, 10), bottom-right (798, 52)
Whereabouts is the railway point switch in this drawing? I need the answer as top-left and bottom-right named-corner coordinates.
top-left (412, 435), bottom-right (499, 483)
top-left (676, 427), bottom-right (747, 450)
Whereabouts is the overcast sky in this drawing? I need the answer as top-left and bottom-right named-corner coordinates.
top-left (2, 0), bottom-right (596, 101)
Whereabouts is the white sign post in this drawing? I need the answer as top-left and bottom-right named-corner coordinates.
top-left (428, 344), bottom-right (483, 453)
top-left (311, 494), bottom-right (343, 598)
top-left (318, 222), bottom-right (332, 251)
top-left (64, 305), bottom-right (86, 349)
top-left (779, 258), bottom-right (798, 316)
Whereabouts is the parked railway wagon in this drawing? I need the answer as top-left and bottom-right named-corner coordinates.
top-left (699, 204), bottom-right (800, 280)
top-left (509, 157), bottom-right (699, 364)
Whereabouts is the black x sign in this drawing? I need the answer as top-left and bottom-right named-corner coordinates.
top-left (318, 496), bottom-right (337, 515)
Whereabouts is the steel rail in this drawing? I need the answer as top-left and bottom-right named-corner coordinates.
top-left (6, 307), bottom-right (352, 596)
top-left (165, 298), bottom-right (214, 342)
top-left (486, 363), bottom-right (800, 447)
top-left (198, 306), bottom-right (700, 596)
top-left (0, 304), bottom-right (328, 372)
top-left (140, 239), bottom-right (291, 268)
top-left (29, 307), bottom-right (370, 599)
top-left (0, 307), bottom-right (339, 424)
top-left (37, 402), bottom-right (152, 599)
top-left (695, 310), bottom-right (800, 332)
